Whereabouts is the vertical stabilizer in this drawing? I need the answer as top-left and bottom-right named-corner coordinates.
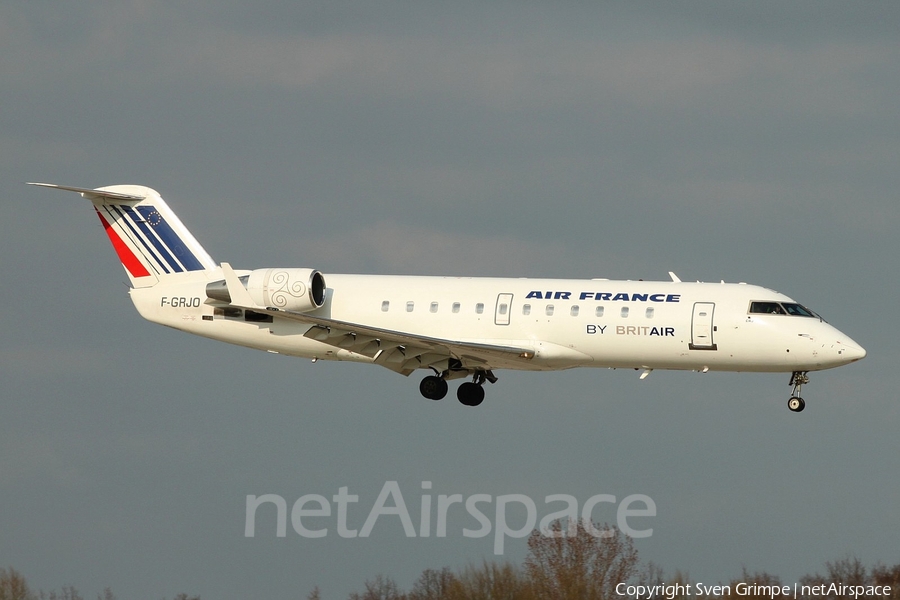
top-left (29, 183), bottom-right (215, 288)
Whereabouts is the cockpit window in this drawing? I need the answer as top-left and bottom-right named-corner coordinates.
top-left (782, 303), bottom-right (818, 318)
top-left (749, 301), bottom-right (821, 319)
top-left (750, 301), bottom-right (785, 315)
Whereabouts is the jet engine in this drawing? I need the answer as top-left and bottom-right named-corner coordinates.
top-left (206, 268), bottom-right (326, 312)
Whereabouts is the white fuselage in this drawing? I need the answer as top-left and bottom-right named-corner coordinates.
top-left (130, 270), bottom-right (866, 375)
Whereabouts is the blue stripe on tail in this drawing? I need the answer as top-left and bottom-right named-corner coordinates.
top-left (119, 205), bottom-right (182, 273)
top-left (110, 206), bottom-right (173, 274)
top-left (134, 205), bottom-right (206, 271)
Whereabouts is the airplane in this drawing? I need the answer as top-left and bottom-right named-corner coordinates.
top-left (29, 182), bottom-right (866, 412)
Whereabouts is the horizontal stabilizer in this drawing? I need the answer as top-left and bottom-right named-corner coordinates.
top-left (27, 182), bottom-right (146, 201)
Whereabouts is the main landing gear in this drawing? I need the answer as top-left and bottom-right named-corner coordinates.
top-left (419, 375), bottom-right (448, 400)
top-left (419, 371), bottom-right (496, 407)
top-left (457, 382), bottom-right (485, 407)
top-left (788, 371), bottom-right (809, 413)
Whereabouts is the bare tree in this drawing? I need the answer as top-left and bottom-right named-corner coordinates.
top-left (39, 588), bottom-right (82, 600)
top-left (524, 519), bottom-right (639, 600)
top-left (348, 575), bottom-right (405, 600)
top-left (871, 563), bottom-right (900, 600)
top-left (823, 556), bottom-right (868, 587)
top-left (408, 569), bottom-right (457, 600)
top-left (635, 561), bottom-right (666, 589)
top-left (0, 569), bottom-right (35, 600)
top-left (800, 555), bottom-right (868, 600)
top-left (448, 562), bottom-right (533, 600)
top-left (726, 569), bottom-right (784, 600)
top-left (634, 566), bottom-right (694, 600)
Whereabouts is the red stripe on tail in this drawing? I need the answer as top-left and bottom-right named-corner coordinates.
top-left (96, 210), bottom-right (151, 278)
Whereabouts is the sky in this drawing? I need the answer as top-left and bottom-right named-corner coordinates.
top-left (1, 2), bottom-right (898, 598)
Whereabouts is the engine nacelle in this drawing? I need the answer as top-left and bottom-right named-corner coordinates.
top-left (207, 268), bottom-right (326, 312)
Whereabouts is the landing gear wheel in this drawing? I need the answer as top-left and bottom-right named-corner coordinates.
top-left (419, 375), bottom-right (448, 400)
top-left (457, 382), bottom-right (485, 407)
top-left (788, 371), bottom-right (810, 412)
top-left (788, 396), bottom-right (806, 412)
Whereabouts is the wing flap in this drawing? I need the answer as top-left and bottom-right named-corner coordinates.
top-left (305, 325), bottom-right (382, 358)
top-left (280, 306), bottom-right (535, 365)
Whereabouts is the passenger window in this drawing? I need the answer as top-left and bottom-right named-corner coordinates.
top-left (570, 305), bottom-right (579, 317)
top-left (595, 306), bottom-right (604, 317)
top-left (646, 307), bottom-right (654, 318)
top-left (523, 304), bottom-right (531, 316)
top-left (381, 300), bottom-right (390, 312)
top-left (475, 303), bottom-right (484, 314)
top-left (406, 301), bottom-right (415, 313)
top-left (430, 302), bottom-right (438, 313)
top-left (499, 303), bottom-right (508, 315)
top-left (452, 302), bottom-right (460, 313)
top-left (621, 307), bottom-right (629, 318)
top-left (546, 305), bottom-right (555, 316)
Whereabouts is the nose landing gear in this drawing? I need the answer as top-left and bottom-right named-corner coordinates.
top-left (788, 371), bottom-right (809, 412)
top-left (788, 396), bottom-right (806, 412)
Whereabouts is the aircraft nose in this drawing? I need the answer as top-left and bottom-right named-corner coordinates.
top-left (839, 338), bottom-right (867, 362)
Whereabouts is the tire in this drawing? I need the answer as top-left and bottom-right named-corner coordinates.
top-left (420, 376), bottom-right (448, 400)
top-left (457, 382), bottom-right (485, 406)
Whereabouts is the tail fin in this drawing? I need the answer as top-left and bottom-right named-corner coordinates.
top-left (29, 183), bottom-right (215, 288)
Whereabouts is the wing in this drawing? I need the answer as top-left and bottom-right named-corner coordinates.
top-left (220, 263), bottom-right (535, 376)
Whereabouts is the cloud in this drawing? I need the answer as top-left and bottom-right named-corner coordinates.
top-left (6, 1), bottom-right (890, 122)
top-left (280, 219), bottom-right (573, 276)
top-left (143, 27), bottom-right (893, 119)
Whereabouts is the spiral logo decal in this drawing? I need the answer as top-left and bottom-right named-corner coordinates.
top-left (269, 270), bottom-right (307, 308)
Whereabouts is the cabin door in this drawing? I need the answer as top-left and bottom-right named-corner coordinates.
top-left (494, 293), bottom-right (513, 326)
top-left (690, 302), bottom-right (717, 350)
